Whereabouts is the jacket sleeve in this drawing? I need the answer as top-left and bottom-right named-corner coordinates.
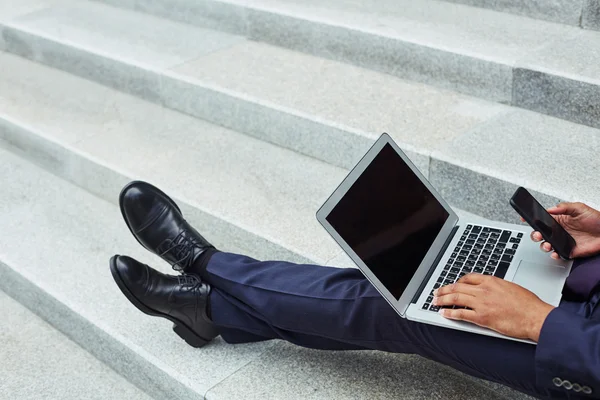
top-left (536, 307), bottom-right (600, 396)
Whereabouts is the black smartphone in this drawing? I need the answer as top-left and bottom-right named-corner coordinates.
top-left (510, 187), bottom-right (576, 260)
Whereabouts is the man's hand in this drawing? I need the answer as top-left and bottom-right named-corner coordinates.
top-left (434, 274), bottom-right (554, 342)
top-left (531, 202), bottom-right (600, 260)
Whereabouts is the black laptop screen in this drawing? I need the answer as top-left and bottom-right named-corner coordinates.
top-left (326, 143), bottom-right (449, 300)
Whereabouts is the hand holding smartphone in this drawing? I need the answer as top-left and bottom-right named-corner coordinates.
top-left (510, 187), bottom-right (576, 260)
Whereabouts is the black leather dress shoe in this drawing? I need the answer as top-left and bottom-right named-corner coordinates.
top-left (110, 255), bottom-right (218, 348)
top-left (119, 181), bottom-right (215, 274)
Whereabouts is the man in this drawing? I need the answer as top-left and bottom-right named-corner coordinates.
top-left (110, 181), bottom-right (600, 398)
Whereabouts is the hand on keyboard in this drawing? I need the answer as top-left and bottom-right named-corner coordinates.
top-left (433, 273), bottom-right (554, 342)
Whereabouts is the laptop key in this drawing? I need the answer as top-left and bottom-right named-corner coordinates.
top-left (501, 254), bottom-right (514, 263)
top-left (483, 271), bottom-right (492, 275)
top-left (489, 259), bottom-right (498, 266)
top-left (458, 241), bottom-right (464, 247)
top-left (423, 303), bottom-right (431, 310)
top-left (476, 261), bottom-right (485, 267)
top-left (473, 267), bottom-right (484, 273)
top-left (454, 262), bottom-right (464, 268)
top-left (512, 244), bottom-right (519, 249)
top-left (471, 226), bottom-right (482, 234)
top-left (494, 261), bottom-right (510, 279)
top-left (504, 248), bottom-right (516, 256)
top-left (427, 296), bottom-right (434, 303)
top-left (430, 306), bottom-right (440, 312)
top-left (499, 230), bottom-right (511, 243)
top-left (517, 233), bottom-right (523, 238)
top-left (466, 239), bottom-right (475, 245)
top-left (457, 256), bottom-right (466, 262)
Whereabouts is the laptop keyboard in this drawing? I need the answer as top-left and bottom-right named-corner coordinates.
top-left (422, 224), bottom-right (523, 312)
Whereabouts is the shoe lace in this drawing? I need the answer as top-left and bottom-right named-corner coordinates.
top-left (176, 274), bottom-right (204, 320)
top-left (159, 229), bottom-right (202, 272)
top-left (177, 274), bottom-right (203, 292)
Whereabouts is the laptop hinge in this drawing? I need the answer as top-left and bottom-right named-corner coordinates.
top-left (411, 225), bottom-right (459, 304)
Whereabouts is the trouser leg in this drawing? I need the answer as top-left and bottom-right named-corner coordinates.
top-left (206, 252), bottom-right (579, 398)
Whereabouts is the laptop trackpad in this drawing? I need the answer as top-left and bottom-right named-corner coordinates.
top-left (513, 261), bottom-right (567, 306)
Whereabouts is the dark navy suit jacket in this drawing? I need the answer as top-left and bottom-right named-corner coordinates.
top-left (536, 256), bottom-right (600, 396)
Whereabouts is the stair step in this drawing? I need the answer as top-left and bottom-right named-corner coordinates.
top-left (0, 138), bottom-right (527, 400)
top-left (440, 0), bottom-right (582, 25)
top-left (1, 46), bottom-right (599, 231)
top-left (0, 51), bottom-right (349, 266)
top-left (81, 0), bottom-right (571, 102)
top-left (0, 291), bottom-right (152, 400)
top-left (2, 1), bottom-right (598, 137)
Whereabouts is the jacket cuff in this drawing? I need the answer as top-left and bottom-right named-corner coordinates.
top-left (535, 307), bottom-right (596, 396)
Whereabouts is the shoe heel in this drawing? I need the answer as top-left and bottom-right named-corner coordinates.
top-left (172, 324), bottom-right (210, 348)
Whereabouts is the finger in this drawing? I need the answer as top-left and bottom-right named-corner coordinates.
top-left (540, 241), bottom-right (553, 252)
top-left (520, 217), bottom-right (525, 223)
top-left (551, 252), bottom-right (561, 260)
top-left (433, 293), bottom-right (476, 308)
top-left (434, 282), bottom-right (480, 297)
top-left (457, 273), bottom-right (487, 285)
top-left (439, 308), bottom-right (478, 323)
top-left (530, 231), bottom-right (543, 242)
top-left (547, 202), bottom-right (581, 216)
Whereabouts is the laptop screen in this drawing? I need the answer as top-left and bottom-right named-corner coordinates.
top-left (325, 143), bottom-right (450, 300)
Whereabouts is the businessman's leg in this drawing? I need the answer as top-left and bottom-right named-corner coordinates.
top-left (204, 252), bottom-right (577, 398)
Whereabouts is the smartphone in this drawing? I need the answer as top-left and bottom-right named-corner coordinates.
top-left (510, 187), bottom-right (576, 260)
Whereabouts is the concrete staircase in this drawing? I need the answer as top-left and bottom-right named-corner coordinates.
top-left (0, 0), bottom-right (598, 398)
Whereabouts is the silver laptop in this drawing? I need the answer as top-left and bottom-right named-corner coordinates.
top-left (316, 133), bottom-right (572, 344)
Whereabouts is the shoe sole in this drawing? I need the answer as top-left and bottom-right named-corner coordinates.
top-left (118, 180), bottom-right (182, 254)
top-left (109, 255), bottom-right (211, 348)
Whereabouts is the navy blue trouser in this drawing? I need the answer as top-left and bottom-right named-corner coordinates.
top-left (205, 252), bottom-right (583, 398)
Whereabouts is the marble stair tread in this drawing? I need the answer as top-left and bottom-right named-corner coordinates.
top-left (0, 291), bottom-right (153, 400)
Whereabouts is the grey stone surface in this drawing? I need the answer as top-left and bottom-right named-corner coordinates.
top-left (7, 1), bottom-right (245, 68)
top-left (0, 291), bottom-right (152, 400)
top-left (1, 26), bottom-right (165, 103)
top-left (0, 147), bottom-right (277, 400)
top-left (431, 109), bottom-right (600, 221)
top-left (0, 0), bottom-right (64, 23)
top-left (205, 341), bottom-right (530, 400)
top-left (244, 0), bottom-right (571, 100)
top-left (98, 0), bottom-right (572, 101)
top-left (583, 0), bottom-right (600, 31)
top-left (514, 32), bottom-right (600, 129)
top-left (0, 52), bottom-right (344, 265)
top-left (442, 0), bottom-right (583, 25)
top-left (171, 41), bottom-right (508, 169)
